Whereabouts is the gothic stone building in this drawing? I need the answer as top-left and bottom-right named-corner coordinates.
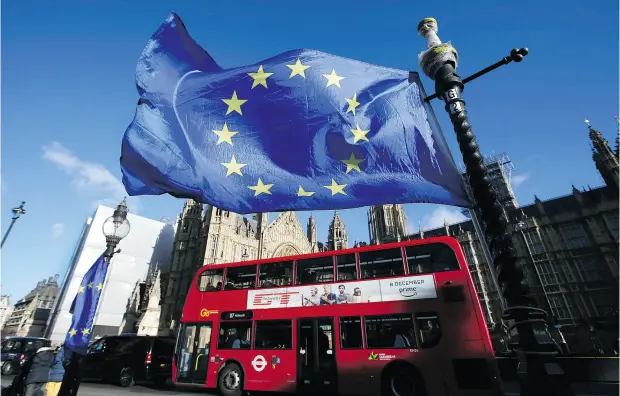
top-left (408, 122), bottom-right (619, 354)
top-left (157, 203), bottom-right (349, 332)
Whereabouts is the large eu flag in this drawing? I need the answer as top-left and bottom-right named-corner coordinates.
top-left (64, 254), bottom-right (108, 356)
top-left (121, 13), bottom-right (470, 214)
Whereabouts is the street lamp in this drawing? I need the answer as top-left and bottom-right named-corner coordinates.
top-left (417, 18), bottom-right (571, 396)
top-left (241, 249), bottom-right (249, 261)
top-left (58, 198), bottom-right (132, 396)
top-left (102, 198), bottom-right (131, 260)
top-left (1, 201), bottom-right (26, 248)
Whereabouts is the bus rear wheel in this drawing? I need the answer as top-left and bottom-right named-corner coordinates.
top-left (218, 363), bottom-right (243, 396)
top-left (382, 364), bottom-right (426, 396)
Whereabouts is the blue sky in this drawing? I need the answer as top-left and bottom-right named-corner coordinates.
top-left (2, 0), bottom-right (618, 301)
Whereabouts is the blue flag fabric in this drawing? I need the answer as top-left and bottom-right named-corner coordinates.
top-left (64, 254), bottom-right (108, 356)
top-left (121, 13), bottom-right (471, 214)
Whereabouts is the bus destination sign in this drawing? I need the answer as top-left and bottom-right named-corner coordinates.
top-left (222, 310), bottom-right (254, 320)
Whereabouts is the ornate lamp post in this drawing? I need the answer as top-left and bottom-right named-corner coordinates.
top-left (58, 199), bottom-right (131, 396)
top-left (1, 201), bottom-right (26, 248)
top-left (417, 18), bottom-right (571, 396)
top-left (102, 198), bottom-right (131, 261)
top-left (241, 249), bottom-right (249, 262)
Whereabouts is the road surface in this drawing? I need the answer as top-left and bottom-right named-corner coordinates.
top-left (2, 375), bottom-right (617, 395)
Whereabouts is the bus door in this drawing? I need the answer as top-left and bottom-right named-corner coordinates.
top-left (297, 318), bottom-right (337, 393)
top-left (175, 323), bottom-right (213, 385)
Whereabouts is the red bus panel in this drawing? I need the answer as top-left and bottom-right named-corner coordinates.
top-left (173, 236), bottom-right (502, 396)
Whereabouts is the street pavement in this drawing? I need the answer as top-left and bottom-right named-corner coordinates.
top-left (1, 375), bottom-right (618, 395)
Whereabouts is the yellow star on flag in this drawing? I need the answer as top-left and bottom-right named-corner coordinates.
top-left (350, 124), bottom-right (370, 143)
top-left (248, 65), bottom-right (273, 89)
top-left (78, 286), bottom-right (85, 293)
top-left (222, 91), bottom-right (247, 115)
top-left (221, 156), bottom-right (247, 177)
top-left (68, 328), bottom-right (77, 337)
top-left (324, 179), bottom-right (347, 196)
top-left (341, 153), bottom-right (365, 173)
top-left (96, 283), bottom-right (103, 291)
top-left (87, 282), bottom-right (93, 289)
top-left (81, 328), bottom-right (90, 336)
top-left (345, 93), bottom-right (360, 115)
top-left (248, 178), bottom-right (274, 196)
top-left (322, 69), bottom-right (345, 88)
top-left (297, 186), bottom-right (315, 197)
top-left (286, 58), bottom-right (310, 79)
top-left (212, 123), bottom-right (238, 145)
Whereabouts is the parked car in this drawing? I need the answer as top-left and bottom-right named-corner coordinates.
top-left (80, 334), bottom-right (175, 387)
top-left (1, 337), bottom-right (51, 375)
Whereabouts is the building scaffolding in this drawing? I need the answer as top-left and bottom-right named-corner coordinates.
top-left (460, 152), bottom-right (518, 218)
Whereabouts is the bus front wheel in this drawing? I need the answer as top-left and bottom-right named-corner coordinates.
top-left (218, 363), bottom-right (243, 396)
top-left (382, 364), bottom-right (426, 396)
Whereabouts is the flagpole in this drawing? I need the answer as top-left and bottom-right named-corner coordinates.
top-left (417, 18), bottom-right (571, 396)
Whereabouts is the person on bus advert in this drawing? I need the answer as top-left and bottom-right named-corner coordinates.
top-left (302, 287), bottom-right (321, 306)
top-left (320, 285), bottom-right (337, 305)
top-left (336, 285), bottom-right (352, 304)
top-left (352, 287), bottom-right (363, 303)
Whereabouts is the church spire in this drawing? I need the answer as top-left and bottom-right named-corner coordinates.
top-left (307, 214), bottom-right (318, 252)
top-left (585, 119), bottom-right (619, 191)
top-left (328, 210), bottom-right (348, 250)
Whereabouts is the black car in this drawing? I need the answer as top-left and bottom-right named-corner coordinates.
top-left (80, 334), bottom-right (175, 387)
top-left (1, 337), bottom-right (51, 375)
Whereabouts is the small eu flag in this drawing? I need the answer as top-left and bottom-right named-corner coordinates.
top-left (64, 254), bottom-right (107, 356)
top-left (121, 13), bottom-right (471, 214)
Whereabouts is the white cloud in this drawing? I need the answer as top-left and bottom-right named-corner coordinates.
top-left (512, 173), bottom-right (530, 188)
top-left (422, 206), bottom-right (467, 230)
top-left (42, 142), bottom-right (140, 214)
top-left (51, 223), bottom-right (65, 238)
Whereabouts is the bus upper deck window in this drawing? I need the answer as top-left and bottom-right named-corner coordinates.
top-left (358, 248), bottom-right (405, 280)
top-left (225, 265), bottom-right (257, 289)
top-left (296, 256), bottom-right (334, 285)
top-left (259, 261), bottom-right (293, 287)
top-left (336, 254), bottom-right (357, 281)
top-left (406, 243), bottom-right (460, 275)
top-left (196, 269), bottom-right (224, 292)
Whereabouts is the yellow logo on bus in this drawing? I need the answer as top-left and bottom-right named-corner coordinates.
top-left (200, 309), bottom-right (219, 318)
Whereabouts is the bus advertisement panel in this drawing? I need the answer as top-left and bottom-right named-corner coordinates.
top-left (173, 236), bottom-right (502, 396)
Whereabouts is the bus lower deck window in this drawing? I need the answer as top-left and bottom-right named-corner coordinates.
top-left (254, 320), bottom-right (292, 349)
top-left (416, 313), bottom-right (442, 348)
top-left (340, 317), bottom-right (363, 349)
top-left (218, 321), bottom-right (252, 349)
top-left (364, 314), bottom-right (416, 349)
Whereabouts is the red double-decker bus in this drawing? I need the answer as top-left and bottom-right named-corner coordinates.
top-left (173, 236), bottom-right (502, 396)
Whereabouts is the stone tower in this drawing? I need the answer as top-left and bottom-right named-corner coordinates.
top-left (307, 214), bottom-right (318, 252)
top-left (159, 199), bottom-right (203, 331)
top-left (328, 210), bottom-right (348, 250)
top-left (368, 204), bottom-right (407, 244)
top-left (587, 120), bottom-right (619, 192)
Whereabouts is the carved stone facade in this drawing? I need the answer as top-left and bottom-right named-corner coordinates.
top-left (159, 204), bottom-right (340, 332)
top-left (369, 204), bottom-right (407, 244)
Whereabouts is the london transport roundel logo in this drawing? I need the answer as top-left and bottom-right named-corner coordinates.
top-left (251, 355), bottom-right (267, 372)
